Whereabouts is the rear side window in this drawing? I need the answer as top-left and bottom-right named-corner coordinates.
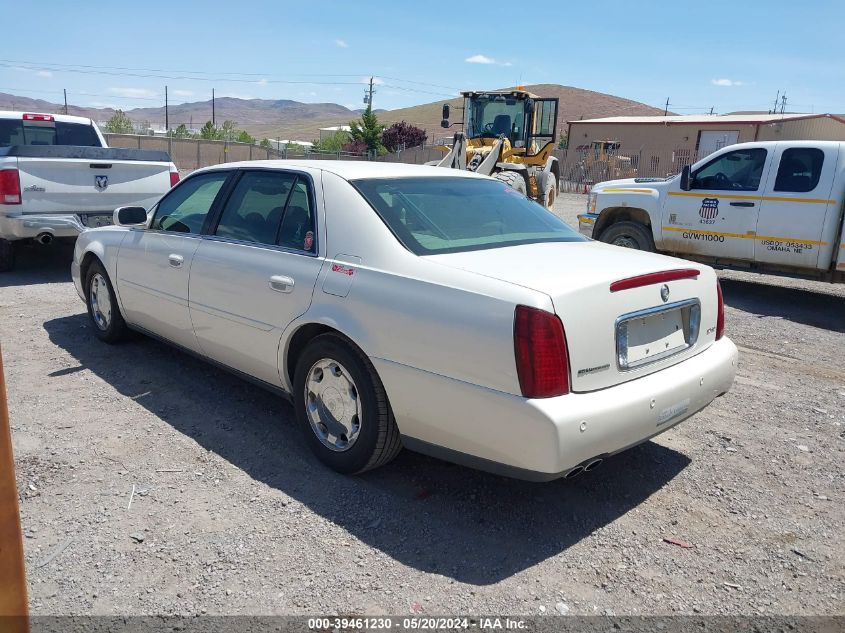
top-left (215, 171), bottom-right (297, 245)
top-left (277, 180), bottom-right (316, 252)
top-left (774, 148), bottom-right (824, 193)
top-left (0, 119), bottom-right (100, 147)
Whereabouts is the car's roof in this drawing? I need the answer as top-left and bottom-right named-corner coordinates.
top-left (197, 159), bottom-right (491, 181)
top-left (0, 110), bottom-right (94, 125)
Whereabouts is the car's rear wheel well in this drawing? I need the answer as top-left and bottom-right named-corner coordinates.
top-left (285, 323), bottom-right (353, 387)
top-left (595, 207), bottom-right (651, 239)
top-left (79, 252), bottom-right (103, 284)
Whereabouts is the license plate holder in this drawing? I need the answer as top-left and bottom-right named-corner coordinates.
top-left (616, 299), bottom-right (700, 371)
top-left (79, 213), bottom-right (114, 228)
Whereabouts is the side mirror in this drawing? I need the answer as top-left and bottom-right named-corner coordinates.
top-left (525, 98), bottom-right (535, 114)
top-left (114, 206), bottom-right (148, 227)
top-left (680, 165), bottom-right (692, 191)
top-left (442, 104), bottom-right (450, 120)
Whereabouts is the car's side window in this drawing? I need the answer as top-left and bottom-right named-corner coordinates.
top-left (691, 148), bottom-right (767, 192)
top-left (215, 171), bottom-right (297, 245)
top-left (774, 148), bottom-right (824, 193)
top-left (150, 172), bottom-right (229, 233)
top-left (277, 179), bottom-right (316, 252)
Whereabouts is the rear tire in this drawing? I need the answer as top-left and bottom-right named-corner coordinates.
top-left (84, 260), bottom-right (129, 343)
top-left (599, 220), bottom-right (655, 252)
top-left (494, 170), bottom-right (527, 196)
top-left (294, 333), bottom-right (402, 474)
top-left (542, 174), bottom-right (557, 209)
top-left (0, 239), bottom-right (15, 272)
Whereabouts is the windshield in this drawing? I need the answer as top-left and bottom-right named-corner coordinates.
top-left (352, 176), bottom-right (586, 255)
top-left (0, 119), bottom-right (101, 147)
top-left (464, 95), bottom-right (525, 143)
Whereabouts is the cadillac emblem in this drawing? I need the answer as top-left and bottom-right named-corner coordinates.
top-left (660, 284), bottom-right (670, 302)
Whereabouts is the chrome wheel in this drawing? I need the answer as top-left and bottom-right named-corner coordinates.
top-left (304, 358), bottom-right (362, 452)
top-left (89, 272), bottom-right (112, 331)
top-left (612, 235), bottom-right (638, 249)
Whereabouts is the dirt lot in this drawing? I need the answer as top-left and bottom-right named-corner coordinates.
top-left (2, 193), bottom-right (843, 617)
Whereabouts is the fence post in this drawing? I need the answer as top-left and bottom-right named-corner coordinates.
top-left (249, 145), bottom-right (253, 160)
top-left (137, 136), bottom-right (142, 149)
top-left (167, 135), bottom-right (172, 159)
top-left (197, 140), bottom-right (201, 171)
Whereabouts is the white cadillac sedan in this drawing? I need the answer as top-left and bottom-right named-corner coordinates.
top-left (71, 161), bottom-right (737, 481)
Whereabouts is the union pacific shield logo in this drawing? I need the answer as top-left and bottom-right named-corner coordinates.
top-left (699, 197), bottom-right (719, 219)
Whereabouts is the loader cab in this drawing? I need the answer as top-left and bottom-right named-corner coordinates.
top-left (461, 89), bottom-right (558, 156)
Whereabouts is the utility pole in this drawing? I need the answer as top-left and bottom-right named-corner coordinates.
top-left (63, 89), bottom-right (68, 115)
top-left (709, 106), bottom-right (714, 115)
top-left (663, 97), bottom-right (670, 116)
top-left (364, 77), bottom-right (376, 110)
top-left (212, 89), bottom-right (216, 126)
top-left (165, 85), bottom-right (169, 132)
top-left (780, 94), bottom-right (787, 114)
top-left (771, 90), bottom-right (780, 114)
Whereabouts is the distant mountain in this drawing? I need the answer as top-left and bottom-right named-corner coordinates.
top-left (0, 84), bottom-right (666, 142)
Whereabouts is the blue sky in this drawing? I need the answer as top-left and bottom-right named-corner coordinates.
top-left (1, 0), bottom-right (842, 116)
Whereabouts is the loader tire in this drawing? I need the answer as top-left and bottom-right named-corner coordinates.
top-left (494, 170), bottom-right (527, 196)
top-left (542, 174), bottom-right (557, 209)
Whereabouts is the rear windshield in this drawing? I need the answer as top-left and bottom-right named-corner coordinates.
top-left (0, 119), bottom-right (101, 147)
top-left (352, 176), bottom-right (585, 255)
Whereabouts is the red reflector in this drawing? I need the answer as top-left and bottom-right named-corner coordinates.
top-left (170, 171), bottom-right (180, 187)
top-left (22, 113), bottom-right (54, 122)
top-left (0, 169), bottom-right (21, 205)
top-left (514, 305), bottom-right (570, 398)
top-left (716, 280), bottom-right (725, 340)
top-left (610, 268), bottom-right (700, 292)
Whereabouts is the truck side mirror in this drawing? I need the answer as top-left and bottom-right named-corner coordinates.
top-left (680, 165), bottom-right (692, 191)
top-left (114, 206), bottom-right (148, 227)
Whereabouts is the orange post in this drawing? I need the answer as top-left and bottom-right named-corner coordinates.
top-left (0, 344), bottom-right (28, 632)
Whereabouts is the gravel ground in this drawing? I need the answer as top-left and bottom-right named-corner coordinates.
top-left (2, 194), bottom-right (843, 617)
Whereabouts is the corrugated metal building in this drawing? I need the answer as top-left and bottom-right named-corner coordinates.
top-left (566, 113), bottom-right (845, 157)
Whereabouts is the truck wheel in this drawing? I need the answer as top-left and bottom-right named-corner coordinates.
top-left (0, 239), bottom-right (15, 272)
top-left (494, 170), bottom-right (527, 196)
top-left (294, 333), bottom-right (402, 475)
top-left (599, 221), bottom-right (655, 252)
top-left (84, 260), bottom-right (129, 343)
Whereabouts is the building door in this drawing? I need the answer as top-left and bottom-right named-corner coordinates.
top-left (698, 131), bottom-right (740, 159)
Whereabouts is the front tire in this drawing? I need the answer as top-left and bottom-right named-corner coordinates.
top-left (293, 334), bottom-right (401, 474)
top-left (493, 170), bottom-right (528, 196)
top-left (542, 174), bottom-right (557, 209)
top-left (599, 220), bottom-right (655, 252)
top-left (85, 260), bottom-right (129, 343)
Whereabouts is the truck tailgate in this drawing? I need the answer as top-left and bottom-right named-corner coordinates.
top-left (15, 157), bottom-right (170, 214)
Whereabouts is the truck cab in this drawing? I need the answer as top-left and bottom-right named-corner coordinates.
top-left (578, 141), bottom-right (845, 283)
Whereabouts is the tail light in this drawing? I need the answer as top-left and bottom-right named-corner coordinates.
top-left (514, 305), bottom-right (570, 398)
top-left (169, 170), bottom-right (180, 188)
top-left (0, 169), bottom-right (21, 205)
top-left (716, 280), bottom-right (725, 340)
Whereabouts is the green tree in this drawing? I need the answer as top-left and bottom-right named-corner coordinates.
top-left (558, 133), bottom-right (569, 149)
top-left (259, 138), bottom-right (272, 149)
top-left (221, 120), bottom-right (238, 142)
top-left (349, 106), bottom-right (385, 155)
top-left (236, 130), bottom-right (255, 144)
top-left (312, 130), bottom-right (350, 153)
top-left (104, 110), bottom-right (134, 134)
top-left (172, 124), bottom-right (190, 138)
top-left (199, 121), bottom-right (222, 140)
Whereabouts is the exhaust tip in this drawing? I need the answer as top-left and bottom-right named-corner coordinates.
top-left (35, 232), bottom-right (53, 245)
top-left (564, 465), bottom-right (584, 480)
top-left (584, 458), bottom-right (603, 472)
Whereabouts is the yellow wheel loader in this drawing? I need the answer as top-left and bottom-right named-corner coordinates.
top-left (435, 89), bottom-right (561, 208)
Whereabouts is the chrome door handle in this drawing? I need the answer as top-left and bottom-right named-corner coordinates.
top-left (269, 275), bottom-right (295, 293)
top-left (168, 254), bottom-right (184, 268)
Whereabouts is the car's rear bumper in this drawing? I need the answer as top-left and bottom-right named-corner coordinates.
top-left (0, 213), bottom-right (86, 240)
top-left (577, 212), bottom-right (599, 238)
top-left (374, 337), bottom-right (738, 481)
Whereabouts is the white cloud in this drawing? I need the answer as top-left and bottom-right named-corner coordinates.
top-left (256, 78), bottom-right (268, 86)
top-left (172, 89), bottom-right (193, 97)
top-left (36, 70), bottom-right (52, 78)
top-left (466, 54), bottom-right (496, 65)
top-left (109, 87), bottom-right (157, 98)
top-left (711, 78), bottom-right (744, 87)
top-left (335, 39), bottom-right (348, 48)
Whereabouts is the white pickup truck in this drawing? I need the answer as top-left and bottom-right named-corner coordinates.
top-left (0, 111), bottom-right (178, 271)
top-left (578, 141), bottom-right (845, 283)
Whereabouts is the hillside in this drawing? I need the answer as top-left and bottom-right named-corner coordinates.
top-left (0, 84), bottom-right (666, 142)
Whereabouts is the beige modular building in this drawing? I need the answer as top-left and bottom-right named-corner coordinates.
top-left (567, 113), bottom-right (845, 158)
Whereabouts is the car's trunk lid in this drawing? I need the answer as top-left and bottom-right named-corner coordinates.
top-left (427, 241), bottom-right (718, 392)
